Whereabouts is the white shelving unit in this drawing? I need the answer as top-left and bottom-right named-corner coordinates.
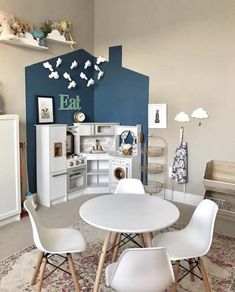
top-left (86, 153), bottom-right (110, 194)
top-left (0, 115), bottom-right (21, 226)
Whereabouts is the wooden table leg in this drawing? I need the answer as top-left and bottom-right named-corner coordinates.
top-left (144, 233), bottom-right (153, 247)
top-left (112, 233), bottom-right (122, 263)
top-left (93, 232), bottom-right (112, 292)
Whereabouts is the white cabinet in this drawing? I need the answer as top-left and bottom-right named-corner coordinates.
top-left (75, 123), bottom-right (117, 136)
top-left (36, 124), bottom-right (67, 207)
top-left (86, 153), bottom-right (110, 194)
top-left (0, 115), bottom-right (21, 226)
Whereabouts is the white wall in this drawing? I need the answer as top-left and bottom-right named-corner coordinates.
top-left (0, 0), bottom-right (94, 140)
top-left (94, 0), bottom-right (235, 196)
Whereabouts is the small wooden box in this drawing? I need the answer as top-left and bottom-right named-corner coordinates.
top-left (203, 160), bottom-right (235, 195)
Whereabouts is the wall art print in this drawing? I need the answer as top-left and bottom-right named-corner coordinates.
top-left (37, 96), bottom-right (54, 124)
top-left (148, 104), bottom-right (167, 128)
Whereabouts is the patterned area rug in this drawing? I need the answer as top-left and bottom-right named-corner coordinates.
top-left (0, 223), bottom-right (234, 292)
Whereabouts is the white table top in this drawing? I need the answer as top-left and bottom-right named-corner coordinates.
top-left (79, 194), bottom-right (180, 233)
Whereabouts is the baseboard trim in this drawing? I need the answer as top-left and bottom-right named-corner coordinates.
top-left (165, 189), bottom-right (203, 206)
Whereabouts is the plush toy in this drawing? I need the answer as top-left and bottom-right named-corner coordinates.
top-left (31, 29), bottom-right (45, 47)
top-left (0, 9), bottom-right (15, 39)
top-left (11, 21), bottom-right (25, 37)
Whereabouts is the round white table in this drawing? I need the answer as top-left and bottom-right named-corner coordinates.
top-left (79, 194), bottom-right (180, 292)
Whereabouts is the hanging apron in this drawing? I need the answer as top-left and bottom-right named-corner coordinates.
top-left (172, 128), bottom-right (188, 184)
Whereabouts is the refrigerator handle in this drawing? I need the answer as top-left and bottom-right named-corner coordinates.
top-left (52, 172), bottom-right (67, 177)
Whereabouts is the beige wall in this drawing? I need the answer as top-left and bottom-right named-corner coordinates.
top-left (94, 0), bottom-right (235, 196)
top-left (0, 0), bottom-right (94, 140)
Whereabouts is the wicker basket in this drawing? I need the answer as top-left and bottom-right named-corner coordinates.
top-left (122, 148), bottom-right (132, 155)
top-left (142, 146), bottom-right (164, 157)
top-left (144, 181), bottom-right (164, 194)
top-left (142, 163), bottom-right (164, 174)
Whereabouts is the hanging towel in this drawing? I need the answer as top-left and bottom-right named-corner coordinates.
top-left (172, 128), bottom-right (188, 184)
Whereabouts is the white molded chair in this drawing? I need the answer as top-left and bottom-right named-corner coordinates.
top-left (24, 199), bottom-right (86, 292)
top-left (105, 247), bottom-right (175, 292)
top-left (114, 178), bottom-right (145, 194)
top-left (152, 199), bottom-right (218, 292)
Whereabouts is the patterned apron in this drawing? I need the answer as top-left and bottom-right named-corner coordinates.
top-left (172, 128), bottom-right (188, 184)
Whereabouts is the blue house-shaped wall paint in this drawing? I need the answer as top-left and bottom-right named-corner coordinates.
top-left (25, 46), bottom-right (149, 193)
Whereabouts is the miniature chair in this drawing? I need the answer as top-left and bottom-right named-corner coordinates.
top-left (111, 178), bottom-right (146, 261)
top-left (24, 199), bottom-right (87, 292)
top-left (152, 199), bottom-right (218, 292)
top-left (105, 247), bottom-right (175, 292)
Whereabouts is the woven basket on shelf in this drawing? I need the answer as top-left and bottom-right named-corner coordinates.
top-left (144, 181), bottom-right (164, 194)
top-left (142, 163), bottom-right (164, 174)
top-left (142, 146), bottom-right (164, 157)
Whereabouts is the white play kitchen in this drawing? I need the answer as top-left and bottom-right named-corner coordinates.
top-left (36, 123), bottom-right (142, 207)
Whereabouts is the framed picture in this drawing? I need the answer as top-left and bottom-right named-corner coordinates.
top-left (37, 96), bottom-right (54, 124)
top-left (148, 104), bottom-right (167, 128)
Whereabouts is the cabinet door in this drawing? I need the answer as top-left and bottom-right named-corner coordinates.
top-left (94, 124), bottom-right (115, 135)
top-left (78, 124), bottom-right (94, 135)
top-left (0, 115), bottom-right (21, 220)
top-left (50, 172), bottom-right (67, 200)
top-left (49, 126), bottom-right (66, 173)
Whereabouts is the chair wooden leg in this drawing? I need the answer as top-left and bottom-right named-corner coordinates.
top-left (94, 232), bottom-right (112, 292)
top-left (144, 232), bottom-right (152, 247)
top-left (67, 254), bottom-right (81, 292)
top-left (111, 233), bottom-right (118, 249)
top-left (31, 251), bottom-right (44, 285)
top-left (189, 258), bottom-right (195, 281)
top-left (138, 233), bottom-right (146, 247)
top-left (199, 257), bottom-right (211, 292)
top-left (172, 260), bottom-right (180, 292)
top-left (36, 257), bottom-right (47, 292)
top-left (112, 233), bottom-right (122, 263)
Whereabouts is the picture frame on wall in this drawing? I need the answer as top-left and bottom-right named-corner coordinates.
top-left (37, 96), bottom-right (54, 124)
top-left (148, 103), bottom-right (167, 128)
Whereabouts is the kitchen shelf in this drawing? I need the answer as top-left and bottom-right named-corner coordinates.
top-left (87, 169), bottom-right (109, 175)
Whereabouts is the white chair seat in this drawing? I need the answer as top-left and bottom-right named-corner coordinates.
top-left (152, 229), bottom-right (208, 261)
top-left (42, 228), bottom-right (86, 254)
top-left (105, 262), bottom-right (116, 286)
top-left (105, 247), bottom-right (175, 292)
top-left (152, 199), bottom-right (218, 292)
top-left (24, 199), bottom-right (86, 292)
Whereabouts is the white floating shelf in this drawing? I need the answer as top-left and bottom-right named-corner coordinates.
top-left (0, 32), bottom-right (48, 51)
top-left (46, 29), bottom-right (77, 47)
top-left (46, 38), bottom-right (76, 46)
top-left (0, 38), bottom-right (48, 50)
